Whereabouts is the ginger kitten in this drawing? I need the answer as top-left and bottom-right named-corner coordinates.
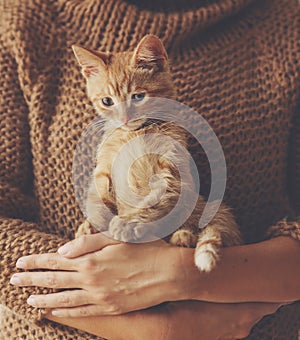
top-left (72, 35), bottom-right (242, 272)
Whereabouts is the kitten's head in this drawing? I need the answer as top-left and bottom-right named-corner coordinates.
top-left (72, 35), bottom-right (176, 130)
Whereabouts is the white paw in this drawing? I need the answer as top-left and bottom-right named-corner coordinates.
top-left (194, 246), bottom-right (219, 272)
top-left (108, 216), bottom-right (148, 242)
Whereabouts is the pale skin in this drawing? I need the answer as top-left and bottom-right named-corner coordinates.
top-left (10, 233), bottom-right (300, 339)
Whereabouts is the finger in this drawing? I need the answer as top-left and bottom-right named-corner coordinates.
top-left (16, 253), bottom-right (77, 271)
top-left (51, 304), bottom-right (122, 318)
top-left (26, 290), bottom-right (90, 309)
top-left (10, 271), bottom-right (82, 289)
top-left (58, 232), bottom-right (119, 258)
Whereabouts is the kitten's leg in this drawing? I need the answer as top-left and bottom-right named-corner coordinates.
top-left (75, 175), bottom-right (115, 238)
top-left (169, 199), bottom-right (225, 271)
top-left (86, 178), bottom-right (115, 230)
top-left (194, 203), bottom-right (243, 272)
top-left (194, 225), bottom-right (223, 272)
top-left (169, 193), bottom-right (206, 248)
top-left (169, 196), bottom-right (242, 272)
top-left (108, 174), bottom-right (168, 242)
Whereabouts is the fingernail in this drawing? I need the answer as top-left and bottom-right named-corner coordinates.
top-left (10, 275), bottom-right (21, 285)
top-left (27, 296), bottom-right (36, 306)
top-left (16, 259), bottom-right (26, 268)
top-left (58, 244), bottom-right (70, 256)
top-left (52, 310), bottom-right (62, 317)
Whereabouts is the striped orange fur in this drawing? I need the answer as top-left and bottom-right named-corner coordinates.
top-left (73, 35), bottom-right (243, 272)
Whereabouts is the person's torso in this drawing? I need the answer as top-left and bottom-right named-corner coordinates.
top-left (17, 0), bottom-right (299, 242)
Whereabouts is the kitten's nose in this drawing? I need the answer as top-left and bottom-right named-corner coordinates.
top-left (120, 114), bottom-right (128, 125)
top-left (118, 104), bottom-right (128, 124)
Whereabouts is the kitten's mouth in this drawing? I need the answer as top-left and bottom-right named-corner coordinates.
top-left (118, 118), bottom-right (162, 131)
top-left (119, 122), bottom-right (140, 131)
top-left (134, 119), bottom-right (162, 130)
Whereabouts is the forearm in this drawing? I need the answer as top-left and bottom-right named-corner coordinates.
top-left (46, 305), bottom-right (169, 340)
top-left (46, 300), bottom-right (281, 340)
top-left (175, 236), bottom-right (300, 303)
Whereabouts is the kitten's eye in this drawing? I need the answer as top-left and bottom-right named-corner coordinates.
top-left (132, 93), bottom-right (146, 102)
top-left (102, 97), bottom-right (114, 106)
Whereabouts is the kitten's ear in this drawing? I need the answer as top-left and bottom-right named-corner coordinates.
top-left (132, 35), bottom-right (168, 71)
top-left (72, 45), bottom-right (110, 79)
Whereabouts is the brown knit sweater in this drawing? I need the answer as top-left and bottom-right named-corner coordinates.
top-left (0, 0), bottom-right (299, 339)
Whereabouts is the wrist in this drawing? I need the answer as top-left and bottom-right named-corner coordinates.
top-left (162, 245), bottom-right (207, 301)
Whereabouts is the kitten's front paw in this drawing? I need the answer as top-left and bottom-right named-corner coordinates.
top-left (108, 216), bottom-right (148, 242)
top-left (75, 220), bottom-right (96, 238)
top-left (194, 244), bottom-right (219, 272)
top-left (169, 230), bottom-right (197, 248)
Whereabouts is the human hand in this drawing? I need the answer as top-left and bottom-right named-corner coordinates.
top-left (11, 233), bottom-right (178, 317)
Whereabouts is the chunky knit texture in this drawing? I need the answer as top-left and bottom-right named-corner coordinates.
top-left (0, 0), bottom-right (299, 339)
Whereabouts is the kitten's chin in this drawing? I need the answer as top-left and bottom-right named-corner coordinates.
top-left (120, 125), bottom-right (134, 131)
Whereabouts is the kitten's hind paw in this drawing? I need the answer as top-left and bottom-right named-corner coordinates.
top-left (194, 244), bottom-right (220, 272)
top-left (108, 216), bottom-right (148, 242)
top-left (169, 230), bottom-right (197, 248)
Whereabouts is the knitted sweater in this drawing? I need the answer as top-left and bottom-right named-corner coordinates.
top-left (0, 0), bottom-right (299, 339)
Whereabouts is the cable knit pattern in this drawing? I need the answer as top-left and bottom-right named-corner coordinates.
top-left (0, 0), bottom-right (299, 339)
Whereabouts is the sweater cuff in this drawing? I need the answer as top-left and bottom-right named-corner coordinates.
top-left (265, 216), bottom-right (300, 241)
top-left (0, 217), bottom-right (68, 322)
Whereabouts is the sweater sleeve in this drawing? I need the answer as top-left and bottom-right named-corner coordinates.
top-left (0, 35), bottom-right (66, 322)
top-left (265, 101), bottom-right (300, 241)
top-left (266, 218), bottom-right (300, 241)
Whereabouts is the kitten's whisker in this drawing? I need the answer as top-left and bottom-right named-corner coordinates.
top-left (93, 119), bottom-right (106, 126)
top-left (91, 120), bottom-right (107, 131)
top-left (144, 111), bottom-right (185, 126)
